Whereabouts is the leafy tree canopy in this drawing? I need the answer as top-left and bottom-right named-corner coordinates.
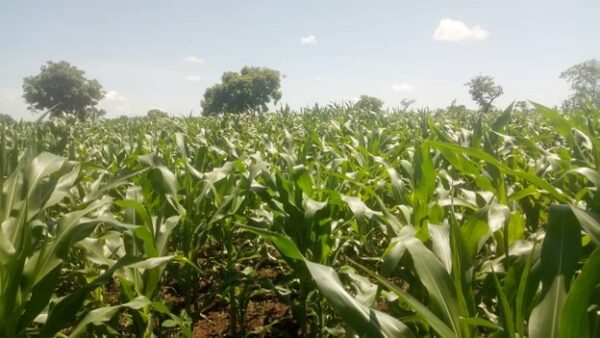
top-left (465, 75), bottom-right (504, 113)
top-left (354, 95), bottom-right (384, 112)
top-left (514, 100), bottom-right (531, 113)
top-left (201, 66), bottom-right (281, 115)
top-left (399, 98), bottom-right (416, 113)
top-left (447, 99), bottom-right (469, 113)
top-left (560, 59), bottom-right (600, 110)
top-left (0, 113), bottom-right (15, 124)
top-left (23, 61), bottom-right (105, 119)
top-left (147, 109), bottom-right (169, 118)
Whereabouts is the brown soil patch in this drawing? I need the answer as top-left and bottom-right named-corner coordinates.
top-left (192, 300), bottom-right (296, 337)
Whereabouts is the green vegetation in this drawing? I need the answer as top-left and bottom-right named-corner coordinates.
top-left (465, 75), bottom-right (504, 113)
top-left (22, 61), bottom-right (105, 120)
top-left (147, 109), bottom-right (169, 119)
top-left (0, 113), bottom-right (15, 124)
top-left (201, 66), bottom-right (282, 116)
top-left (560, 59), bottom-right (600, 110)
top-left (354, 95), bottom-right (384, 112)
top-left (1, 103), bottom-right (599, 337)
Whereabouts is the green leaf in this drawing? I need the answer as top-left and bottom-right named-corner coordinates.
top-left (528, 276), bottom-right (567, 338)
top-left (491, 269), bottom-right (515, 337)
top-left (403, 232), bottom-right (462, 334)
top-left (491, 103), bottom-right (513, 132)
top-left (139, 154), bottom-right (179, 197)
top-left (17, 267), bottom-right (60, 333)
top-left (294, 165), bottom-right (314, 196)
top-left (412, 141), bottom-right (436, 232)
top-left (569, 205), bottom-right (600, 244)
top-left (515, 243), bottom-right (536, 337)
top-left (529, 204), bottom-right (582, 338)
top-left (303, 197), bottom-right (327, 225)
top-left (353, 260), bottom-right (458, 338)
top-left (430, 141), bottom-right (569, 203)
top-left (305, 261), bottom-right (414, 338)
top-left (128, 255), bottom-right (174, 270)
top-left (560, 247), bottom-right (600, 338)
top-left (381, 236), bottom-right (407, 277)
top-left (241, 225), bottom-right (304, 260)
top-left (41, 256), bottom-right (146, 336)
top-left (459, 317), bottom-right (502, 332)
top-left (68, 296), bottom-right (151, 337)
top-left (429, 223), bottom-right (452, 273)
top-left (539, 205), bottom-right (581, 291)
top-left (341, 194), bottom-right (382, 230)
top-left (566, 167), bottom-right (600, 190)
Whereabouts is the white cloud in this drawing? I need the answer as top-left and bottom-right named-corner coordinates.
top-left (183, 56), bottom-right (204, 64)
top-left (300, 35), bottom-right (317, 45)
top-left (392, 83), bottom-right (412, 92)
top-left (315, 75), bottom-right (324, 81)
top-left (433, 19), bottom-right (489, 41)
top-left (100, 90), bottom-right (130, 114)
top-left (104, 90), bottom-right (126, 101)
top-left (185, 75), bottom-right (202, 82)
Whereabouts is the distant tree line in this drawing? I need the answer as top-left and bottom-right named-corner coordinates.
top-left (14, 59), bottom-right (600, 120)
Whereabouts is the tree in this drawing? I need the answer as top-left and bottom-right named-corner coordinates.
top-left (0, 113), bottom-right (15, 124)
top-left (87, 107), bottom-right (107, 119)
top-left (465, 75), bottom-right (504, 113)
top-left (514, 100), bottom-right (531, 113)
top-left (399, 98), bottom-right (416, 113)
top-left (447, 99), bottom-right (469, 113)
top-left (23, 61), bottom-right (104, 119)
top-left (354, 95), bottom-right (384, 112)
top-left (560, 59), bottom-right (600, 110)
top-left (201, 66), bottom-right (281, 115)
top-left (147, 109), bottom-right (169, 118)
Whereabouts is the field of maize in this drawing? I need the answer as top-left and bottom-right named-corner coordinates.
top-left (1, 104), bottom-right (600, 337)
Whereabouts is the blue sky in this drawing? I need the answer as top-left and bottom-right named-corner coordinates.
top-left (0, 0), bottom-right (598, 118)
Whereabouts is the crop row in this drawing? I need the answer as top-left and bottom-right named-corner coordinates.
top-left (1, 105), bottom-right (599, 337)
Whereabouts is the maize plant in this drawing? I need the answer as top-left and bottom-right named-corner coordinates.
top-left (0, 104), bottom-right (599, 337)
